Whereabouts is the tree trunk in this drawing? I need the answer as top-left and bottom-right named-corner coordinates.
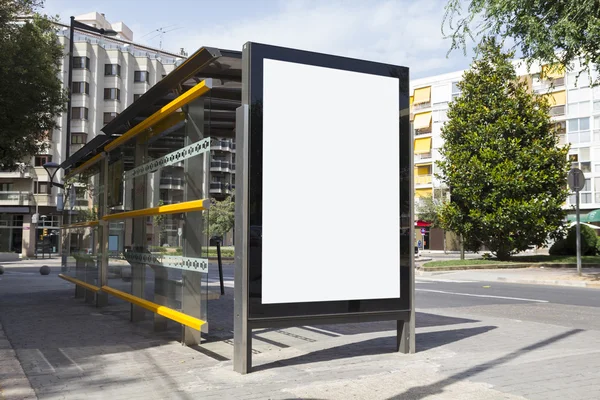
top-left (460, 234), bottom-right (465, 260)
top-left (496, 248), bottom-right (511, 261)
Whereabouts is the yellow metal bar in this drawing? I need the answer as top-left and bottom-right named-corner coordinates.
top-left (104, 79), bottom-right (212, 152)
top-left (101, 286), bottom-right (205, 330)
top-left (64, 153), bottom-right (105, 180)
top-left (61, 220), bottom-right (99, 229)
top-left (59, 274), bottom-right (101, 293)
top-left (102, 199), bottom-right (210, 221)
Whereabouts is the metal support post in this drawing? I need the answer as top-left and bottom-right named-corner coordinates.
top-left (217, 240), bottom-right (224, 295)
top-left (234, 103), bottom-right (251, 374)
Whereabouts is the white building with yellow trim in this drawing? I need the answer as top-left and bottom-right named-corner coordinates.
top-left (410, 58), bottom-right (598, 250)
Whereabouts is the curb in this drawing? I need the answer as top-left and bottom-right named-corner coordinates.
top-left (494, 277), bottom-right (600, 289)
top-left (419, 263), bottom-right (600, 271)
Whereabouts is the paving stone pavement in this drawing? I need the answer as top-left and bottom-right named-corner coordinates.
top-left (1, 263), bottom-right (599, 399)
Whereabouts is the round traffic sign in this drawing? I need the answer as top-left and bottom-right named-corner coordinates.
top-left (568, 168), bottom-right (585, 192)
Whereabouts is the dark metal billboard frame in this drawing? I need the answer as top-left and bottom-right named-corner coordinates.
top-left (234, 42), bottom-right (414, 374)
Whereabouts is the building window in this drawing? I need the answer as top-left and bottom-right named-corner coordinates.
top-left (567, 117), bottom-right (590, 144)
top-left (71, 133), bottom-right (87, 144)
top-left (133, 94), bottom-right (142, 101)
top-left (34, 181), bottom-right (50, 195)
top-left (103, 112), bottom-right (118, 124)
top-left (104, 64), bottom-right (121, 76)
top-left (72, 81), bottom-right (89, 94)
top-left (0, 183), bottom-right (14, 192)
top-left (134, 70), bottom-right (149, 83)
top-left (72, 107), bottom-right (89, 120)
top-left (595, 177), bottom-right (600, 203)
top-left (103, 88), bottom-right (121, 101)
top-left (451, 81), bottom-right (461, 100)
top-left (569, 147), bottom-right (591, 172)
top-left (34, 155), bottom-right (52, 167)
top-left (72, 56), bottom-right (90, 70)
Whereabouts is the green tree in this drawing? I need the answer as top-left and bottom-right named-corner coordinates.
top-left (437, 38), bottom-right (570, 260)
top-left (415, 195), bottom-right (446, 228)
top-left (206, 196), bottom-right (235, 239)
top-left (444, 0), bottom-right (600, 83)
top-left (0, 0), bottom-right (66, 170)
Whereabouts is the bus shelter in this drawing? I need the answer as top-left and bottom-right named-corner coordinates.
top-left (58, 43), bottom-right (413, 373)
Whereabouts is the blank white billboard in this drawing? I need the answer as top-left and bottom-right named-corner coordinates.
top-left (261, 59), bottom-right (400, 304)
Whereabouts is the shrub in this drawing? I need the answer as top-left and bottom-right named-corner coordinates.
top-left (565, 224), bottom-right (598, 255)
top-left (596, 236), bottom-right (600, 256)
top-left (549, 239), bottom-right (567, 255)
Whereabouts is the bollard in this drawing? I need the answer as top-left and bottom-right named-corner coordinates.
top-left (0, 265), bottom-right (4, 275)
top-left (39, 265), bottom-right (51, 275)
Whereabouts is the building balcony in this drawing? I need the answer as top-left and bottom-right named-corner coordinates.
top-left (413, 102), bottom-right (431, 111)
top-left (209, 182), bottom-right (232, 194)
top-left (532, 78), bottom-right (565, 93)
top-left (0, 169), bottom-right (33, 179)
top-left (33, 194), bottom-right (56, 207)
top-left (211, 139), bottom-right (235, 152)
top-left (0, 191), bottom-right (33, 206)
top-left (159, 177), bottom-right (184, 189)
top-left (414, 175), bottom-right (433, 186)
top-left (414, 127), bottom-right (432, 136)
top-left (549, 105), bottom-right (566, 117)
top-left (414, 152), bottom-right (432, 162)
top-left (70, 119), bottom-right (89, 134)
top-left (210, 160), bottom-right (231, 172)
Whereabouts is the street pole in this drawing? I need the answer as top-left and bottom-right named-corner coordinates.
top-left (65, 16), bottom-right (75, 160)
top-left (576, 188), bottom-right (582, 276)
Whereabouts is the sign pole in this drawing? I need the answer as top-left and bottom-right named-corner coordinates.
top-left (576, 187), bottom-right (582, 276)
top-left (568, 168), bottom-right (585, 277)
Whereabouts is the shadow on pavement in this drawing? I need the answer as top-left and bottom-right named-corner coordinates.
top-left (387, 328), bottom-right (584, 400)
top-left (253, 325), bottom-right (496, 372)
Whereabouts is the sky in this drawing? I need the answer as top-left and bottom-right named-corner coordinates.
top-left (41, 0), bottom-right (478, 79)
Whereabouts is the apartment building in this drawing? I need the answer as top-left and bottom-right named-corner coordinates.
top-left (0, 12), bottom-right (185, 257)
top-left (410, 58), bottom-right (597, 250)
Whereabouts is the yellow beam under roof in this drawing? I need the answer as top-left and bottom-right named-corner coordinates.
top-left (104, 79), bottom-right (212, 152)
top-left (413, 112), bottom-right (432, 130)
top-left (102, 198), bottom-right (210, 221)
top-left (413, 86), bottom-right (431, 104)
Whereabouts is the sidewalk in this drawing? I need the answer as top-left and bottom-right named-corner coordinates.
top-left (1, 260), bottom-right (600, 399)
top-left (418, 266), bottom-right (600, 288)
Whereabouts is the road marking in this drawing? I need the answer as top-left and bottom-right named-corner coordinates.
top-left (416, 278), bottom-right (479, 283)
top-left (415, 288), bottom-right (548, 303)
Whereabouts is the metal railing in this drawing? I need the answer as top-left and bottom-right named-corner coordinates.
top-left (549, 105), bottom-right (566, 117)
top-left (0, 191), bottom-right (33, 205)
top-left (159, 177), bottom-right (184, 186)
top-left (414, 127), bottom-right (432, 136)
top-left (210, 161), bottom-right (231, 170)
top-left (414, 152), bottom-right (432, 161)
top-left (413, 102), bottom-right (431, 111)
top-left (414, 175), bottom-right (432, 185)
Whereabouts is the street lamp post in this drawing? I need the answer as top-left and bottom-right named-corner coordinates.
top-left (66, 17), bottom-right (119, 159)
top-left (43, 162), bottom-right (65, 267)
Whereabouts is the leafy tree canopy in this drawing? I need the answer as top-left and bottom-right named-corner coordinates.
top-left (444, 0), bottom-right (600, 83)
top-left (415, 194), bottom-right (447, 228)
top-left (0, 0), bottom-right (66, 170)
top-left (206, 197), bottom-right (235, 239)
top-left (437, 37), bottom-right (570, 260)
